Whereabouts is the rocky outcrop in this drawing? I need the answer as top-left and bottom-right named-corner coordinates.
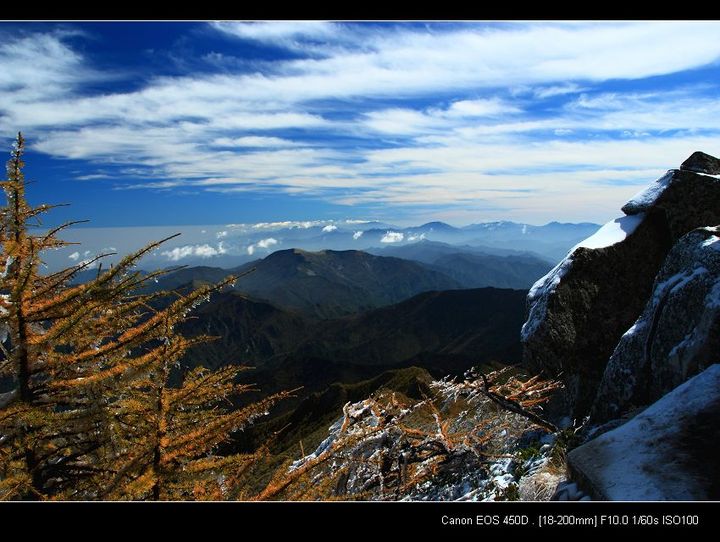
top-left (591, 227), bottom-right (720, 423)
top-left (680, 150), bottom-right (720, 176)
top-left (522, 153), bottom-right (720, 419)
top-left (567, 365), bottom-right (720, 500)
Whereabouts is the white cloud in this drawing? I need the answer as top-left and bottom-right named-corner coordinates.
top-left (443, 98), bottom-right (520, 117)
top-left (161, 243), bottom-right (227, 261)
top-left (10, 22), bottom-right (720, 138)
top-left (532, 83), bottom-right (587, 99)
top-left (212, 136), bottom-right (300, 148)
top-left (5, 23), bottom-right (720, 227)
top-left (212, 21), bottom-right (340, 45)
top-left (381, 231), bottom-right (404, 243)
top-left (363, 98), bottom-right (521, 136)
top-left (247, 237), bottom-right (278, 255)
top-left (257, 238), bottom-right (278, 249)
top-left (253, 221), bottom-right (320, 230)
top-left (353, 230), bottom-right (364, 240)
top-left (407, 233), bottom-right (427, 242)
top-left (363, 108), bottom-right (437, 136)
top-left (321, 224), bottom-right (337, 232)
top-left (0, 32), bottom-right (95, 103)
top-left (66, 246), bottom-right (117, 269)
top-left (216, 230), bottom-right (228, 238)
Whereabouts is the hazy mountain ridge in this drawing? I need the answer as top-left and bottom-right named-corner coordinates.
top-left (142, 244), bottom-right (552, 318)
top-left (229, 249), bottom-right (464, 318)
top-left (369, 240), bottom-right (553, 289)
top-left (39, 219), bottom-right (600, 273)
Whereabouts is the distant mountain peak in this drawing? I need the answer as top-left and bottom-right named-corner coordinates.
top-left (418, 221), bottom-right (455, 229)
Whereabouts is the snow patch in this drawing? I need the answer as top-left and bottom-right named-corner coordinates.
top-left (694, 171), bottom-right (720, 180)
top-left (621, 319), bottom-right (647, 340)
top-left (521, 256), bottom-right (574, 341)
top-left (522, 213), bottom-right (645, 341)
top-left (701, 233), bottom-right (720, 252)
top-left (652, 265), bottom-right (708, 304)
top-left (622, 170), bottom-right (674, 214)
top-left (574, 213), bottom-right (644, 250)
top-left (572, 365), bottom-right (720, 500)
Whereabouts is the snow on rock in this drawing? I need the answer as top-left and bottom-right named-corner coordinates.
top-left (520, 471), bottom-right (566, 501)
top-left (569, 364), bottom-right (720, 501)
top-left (522, 152), bottom-right (720, 421)
top-left (551, 481), bottom-right (591, 501)
top-left (622, 170), bottom-right (675, 215)
top-left (592, 226), bottom-right (720, 423)
top-left (285, 376), bottom-right (559, 501)
top-left (522, 214), bottom-right (644, 342)
top-left (574, 214), bottom-right (645, 250)
top-left (521, 257), bottom-right (574, 341)
top-left (523, 213), bottom-right (647, 342)
top-left (520, 213), bottom-right (645, 340)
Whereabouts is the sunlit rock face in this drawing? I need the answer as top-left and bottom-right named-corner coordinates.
top-left (521, 152), bottom-right (720, 420)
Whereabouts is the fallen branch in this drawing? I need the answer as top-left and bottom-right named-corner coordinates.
top-left (479, 373), bottom-right (558, 433)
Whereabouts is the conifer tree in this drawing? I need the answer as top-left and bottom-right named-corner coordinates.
top-left (0, 133), bottom-right (288, 500)
top-left (99, 306), bottom-right (292, 501)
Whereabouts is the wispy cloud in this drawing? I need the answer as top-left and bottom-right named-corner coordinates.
top-left (4, 22), bottom-right (720, 225)
top-left (530, 83), bottom-right (588, 99)
top-left (212, 21), bottom-right (341, 46)
top-left (212, 136), bottom-right (300, 148)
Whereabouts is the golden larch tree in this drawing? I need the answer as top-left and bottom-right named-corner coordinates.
top-left (0, 133), bottom-right (288, 500)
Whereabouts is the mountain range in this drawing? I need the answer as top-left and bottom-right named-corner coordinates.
top-left (145, 244), bottom-right (551, 319)
top-left (239, 220), bottom-right (599, 263)
top-left (368, 240), bottom-right (552, 289)
top-left (40, 219), bottom-right (599, 273)
top-left (178, 286), bottom-right (527, 409)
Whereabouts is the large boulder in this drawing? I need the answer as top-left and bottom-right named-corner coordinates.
top-left (591, 226), bottom-right (720, 423)
top-left (521, 154), bottom-right (720, 419)
top-left (567, 365), bottom-right (720, 500)
top-left (679, 150), bottom-right (720, 176)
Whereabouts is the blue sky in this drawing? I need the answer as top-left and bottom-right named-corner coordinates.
top-left (2, 21), bottom-right (720, 229)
